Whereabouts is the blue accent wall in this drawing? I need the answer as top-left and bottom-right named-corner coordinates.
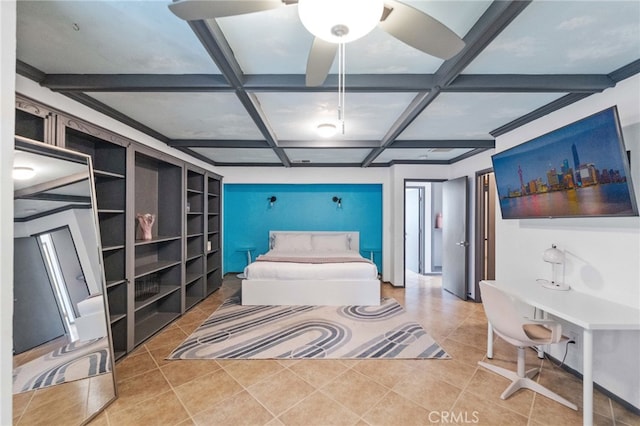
top-left (223, 183), bottom-right (382, 273)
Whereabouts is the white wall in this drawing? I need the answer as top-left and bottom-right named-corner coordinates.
top-left (389, 164), bottom-right (450, 285)
top-left (0, 2), bottom-right (16, 424)
top-left (495, 75), bottom-right (640, 408)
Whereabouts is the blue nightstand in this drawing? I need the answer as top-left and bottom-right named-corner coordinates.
top-left (361, 247), bottom-right (380, 262)
top-left (236, 246), bottom-right (256, 279)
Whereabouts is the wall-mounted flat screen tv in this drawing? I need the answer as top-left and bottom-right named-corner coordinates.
top-left (491, 106), bottom-right (638, 219)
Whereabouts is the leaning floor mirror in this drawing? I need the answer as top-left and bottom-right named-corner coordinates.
top-left (12, 138), bottom-right (117, 424)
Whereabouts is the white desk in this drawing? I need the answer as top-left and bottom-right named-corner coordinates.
top-left (481, 280), bottom-right (640, 426)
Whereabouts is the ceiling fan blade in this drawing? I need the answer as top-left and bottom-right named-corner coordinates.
top-left (306, 37), bottom-right (337, 87)
top-left (169, 0), bottom-right (286, 21)
top-left (378, 0), bottom-right (465, 60)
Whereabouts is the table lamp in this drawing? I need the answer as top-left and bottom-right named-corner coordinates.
top-left (542, 244), bottom-right (570, 291)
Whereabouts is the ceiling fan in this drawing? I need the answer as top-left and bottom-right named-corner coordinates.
top-left (169, 0), bottom-right (466, 86)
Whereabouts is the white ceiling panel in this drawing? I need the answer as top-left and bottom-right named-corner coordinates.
top-left (14, 1), bottom-right (639, 167)
top-left (256, 92), bottom-right (417, 140)
top-left (218, 1), bottom-right (491, 75)
top-left (89, 92), bottom-right (262, 139)
top-left (399, 92), bottom-right (567, 140)
top-left (373, 147), bottom-right (474, 163)
top-left (465, 1), bottom-right (640, 74)
top-left (190, 147), bottom-right (282, 164)
top-left (17, 0), bottom-right (220, 74)
top-left (216, 6), bottom-right (311, 75)
top-left (285, 148), bottom-right (372, 164)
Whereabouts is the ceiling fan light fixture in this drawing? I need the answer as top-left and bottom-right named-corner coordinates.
top-left (316, 123), bottom-right (338, 138)
top-left (298, 0), bottom-right (384, 44)
top-left (13, 166), bottom-right (35, 180)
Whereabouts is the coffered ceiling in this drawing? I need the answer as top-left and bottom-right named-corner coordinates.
top-left (15, 0), bottom-right (640, 167)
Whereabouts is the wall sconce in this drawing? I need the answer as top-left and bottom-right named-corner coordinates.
top-left (542, 244), bottom-right (570, 291)
top-left (332, 196), bottom-right (342, 208)
top-left (268, 195), bottom-right (277, 208)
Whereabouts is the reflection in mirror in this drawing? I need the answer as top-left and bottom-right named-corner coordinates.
top-left (12, 138), bottom-right (116, 425)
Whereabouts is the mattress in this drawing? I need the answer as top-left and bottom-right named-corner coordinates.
top-left (243, 250), bottom-right (378, 280)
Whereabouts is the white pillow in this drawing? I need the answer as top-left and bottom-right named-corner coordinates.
top-left (311, 234), bottom-right (349, 252)
top-left (272, 233), bottom-right (313, 252)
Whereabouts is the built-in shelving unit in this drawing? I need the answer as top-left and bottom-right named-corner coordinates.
top-left (206, 175), bottom-right (222, 294)
top-left (62, 125), bottom-right (129, 360)
top-left (185, 168), bottom-right (206, 310)
top-left (132, 151), bottom-right (183, 347)
top-left (15, 95), bottom-right (224, 358)
top-left (15, 97), bottom-right (55, 144)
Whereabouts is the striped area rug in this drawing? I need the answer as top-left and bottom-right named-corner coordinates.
top-left (168, 297), bottom-right (449, 360)
top-left (13, 337), bottom-right (111, 394)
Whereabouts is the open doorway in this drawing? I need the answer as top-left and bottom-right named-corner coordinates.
top-left (404, 180), bottom-right (444, 286)
top-left (474, 169), bottom-right (496, 302)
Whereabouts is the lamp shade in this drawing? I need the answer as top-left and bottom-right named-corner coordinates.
top-left (542, 245), bottom-right (565, 264)
top-left (298, 0), bottom-right (384, 44)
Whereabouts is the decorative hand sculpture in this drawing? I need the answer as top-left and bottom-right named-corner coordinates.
top-left (136, 213), bottom-right (155, 240)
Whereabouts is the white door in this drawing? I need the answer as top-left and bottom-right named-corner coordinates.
top-left (405, 188), bottom-right (420, 273)
top-left (442, 177), bottom-right (469, 299)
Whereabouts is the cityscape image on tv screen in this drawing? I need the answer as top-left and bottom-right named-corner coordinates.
top-left (492, 106), bottom-right (638, 219)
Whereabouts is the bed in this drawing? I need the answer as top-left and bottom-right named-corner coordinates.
top-left (241, 231), bottom-right (380, 306)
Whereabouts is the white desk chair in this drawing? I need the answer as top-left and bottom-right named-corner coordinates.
top-left (478, 281), bottom-right (577, 410)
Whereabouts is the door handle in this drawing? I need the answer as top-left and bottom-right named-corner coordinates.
top-left (456, 241), bottom-right (469, 247)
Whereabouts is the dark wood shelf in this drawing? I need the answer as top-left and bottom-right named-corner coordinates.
top-left (134, 235), bottom-right (181, 246)
top-left (102, 244), bottom-right (126, 252)
top-left (106, 279), bottom-right (126, 289)
top-left (185, 295), bottom-right (201, 311)
top-left (134, 260), bottom-right (181, 278)
top-left (186, 253), bottom-right (203, 263)
top-left (134, 312), bottom-right (180, 346)
top-left (110, 313), bottom-right (127, 324)
top-left (94, 169), bottom-right (125, 179)
top-left (98, 209), bottom-right (125, 214)
top-left (134, 285), bottom-right (181, 311)
top-left (185, 273), bottom-right (202, 285)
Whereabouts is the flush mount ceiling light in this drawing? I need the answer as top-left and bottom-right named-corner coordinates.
top-left (13, 166), bottom-right (35, 180)
top-left (297, 0), bottom-right (384, 44)
top-left (299, 0), bottom-right (384, 135)
top-left (170, 0), bottom-right (465, 88)
top-left (170, 0), bottom-right (465, 135)
top-left (316, 123), bottom-right (338, 138)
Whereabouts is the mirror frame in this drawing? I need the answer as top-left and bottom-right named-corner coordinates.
top-left (13, 137), bottom-right (117, 424)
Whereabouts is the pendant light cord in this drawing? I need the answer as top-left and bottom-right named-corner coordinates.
top-left (338, 42), bottom-right (346, 134)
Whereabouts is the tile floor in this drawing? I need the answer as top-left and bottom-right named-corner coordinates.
top-left (85, 273), bottom-right (638, 426)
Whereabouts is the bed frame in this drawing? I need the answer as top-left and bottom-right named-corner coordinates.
top-left (241, 231), bottom-right (381, 306)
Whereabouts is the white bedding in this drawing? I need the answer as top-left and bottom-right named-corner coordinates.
top-left (243, 250), bottom-right (378, 281)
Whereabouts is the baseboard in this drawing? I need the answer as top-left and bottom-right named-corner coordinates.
top-left (544, 351), bottom-right (640, 415)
